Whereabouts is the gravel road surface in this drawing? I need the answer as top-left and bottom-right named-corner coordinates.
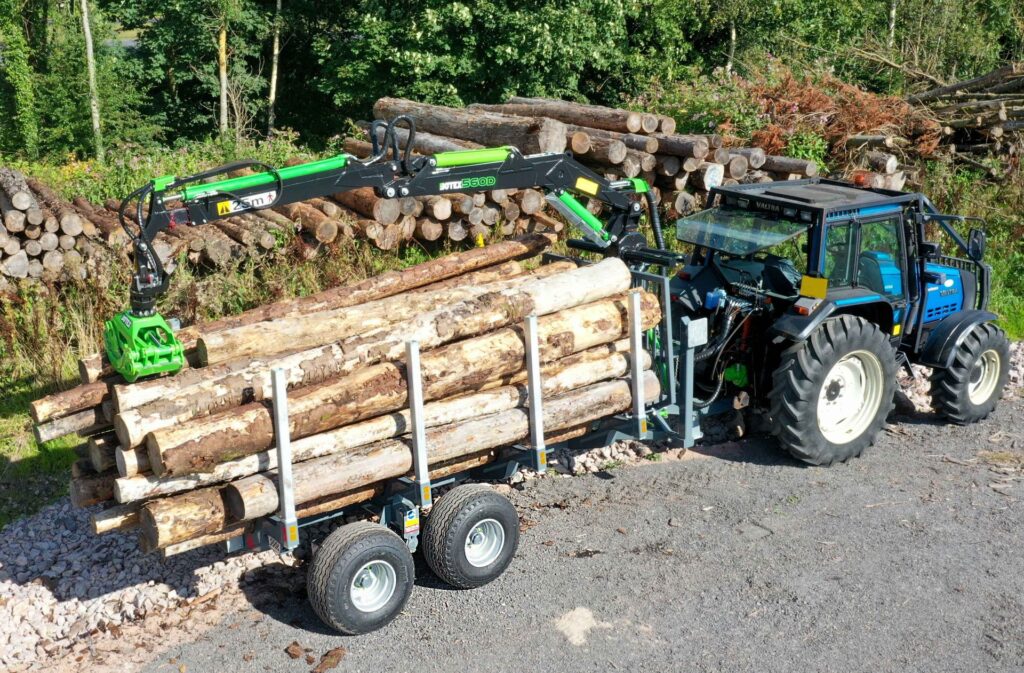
top-left (133, 395), bottom-right (1024, 673)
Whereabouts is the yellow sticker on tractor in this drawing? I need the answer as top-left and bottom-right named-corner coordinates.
top-left (575, 177), bottom-right (600, 196)
top-left (799, 275), bottom-right (828, 299)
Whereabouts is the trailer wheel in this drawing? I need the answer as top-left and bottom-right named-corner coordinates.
top-left (930, 322), bottom-right (1010, 424)
top-left (307, 521), bottom-right (414, 635)
top-left (769, 315), bottom-right (897, 465)
top-left (422, 484), bottom-right (519, 589)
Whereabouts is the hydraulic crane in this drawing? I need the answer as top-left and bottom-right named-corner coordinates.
top-left (105, 115), bottom-right (671, 382)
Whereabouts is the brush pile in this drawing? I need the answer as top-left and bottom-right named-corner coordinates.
top-left (30, 234), bottom-right (661, 556)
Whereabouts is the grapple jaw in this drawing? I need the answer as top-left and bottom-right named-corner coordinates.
top-left (103, 311), bottom-right (185, 382)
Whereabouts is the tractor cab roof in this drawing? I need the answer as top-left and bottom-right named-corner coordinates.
top-left (709, 178), bottom-right (922, 224)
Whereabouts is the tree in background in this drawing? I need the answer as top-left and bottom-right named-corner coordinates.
top-left (0, 0), bottom-right (40, 157)
top-left (79, 0), bottom-right (104, 161)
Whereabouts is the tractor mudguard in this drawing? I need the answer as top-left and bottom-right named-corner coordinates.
top-left (771, 302), bottom-right (838, 342)
top-left (773, 298), bottom-right (896, 343)
top-left (917, 309), bottom-right (998, 369)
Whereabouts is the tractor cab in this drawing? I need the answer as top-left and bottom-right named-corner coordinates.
top-left (669, 178), bottom-right (1008, 466)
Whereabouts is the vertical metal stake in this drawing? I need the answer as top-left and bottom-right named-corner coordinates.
top-left (524, 315), bottom-right (546, 473)
top-left (405, 340), bottom-right (433, 508)
top-left (271, 368), bottom-right (298, 549)
top-left (628, 289), bottom-right (647, 438)
top-left (659, 276), bottom-right (677, 407)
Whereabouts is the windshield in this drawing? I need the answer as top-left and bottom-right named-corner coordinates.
top-left (676, 207), bottom-right (808, 256)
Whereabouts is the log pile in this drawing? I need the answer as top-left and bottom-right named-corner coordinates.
top-left (907, 63), bottom-right (1024, 174)
top-left (32, 234), bottom-right (662, 555)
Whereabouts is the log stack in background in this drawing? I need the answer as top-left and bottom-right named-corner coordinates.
top-left (32, 234), bottom-right (662, 555)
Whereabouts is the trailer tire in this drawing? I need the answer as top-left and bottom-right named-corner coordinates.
top-left (929, 322), bottom-right (1010, 424)
top-left (422, 484), bottom-right (519, 589)
top-left (307, 521), bottom-right (414, 635)
top-left (769, 314), bottom-right (897, 465)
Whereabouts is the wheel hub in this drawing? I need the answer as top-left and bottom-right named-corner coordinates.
top-left (816, 350), bottom-right (885, 445)
top-left (464, 519), bottom-right (505, 568)
top-left (349, 560), bottom-right (397, 613)
top-left (968, 349), bottom-right (1001, 405)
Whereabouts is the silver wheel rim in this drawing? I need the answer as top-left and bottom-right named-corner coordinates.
top-left (816, 349), bottom-right (885, 445)
top-left (464, 519), bottom-right (505, 568)
top-left (968, 349), bottom-right (1001, 405)
top-left (350, 560), bottom-right (397, 613)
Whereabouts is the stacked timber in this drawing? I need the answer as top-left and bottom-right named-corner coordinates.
top-left (907, 62), bottom-right (1024, 172)
top-left (33, 235), bottom-right (662, 555)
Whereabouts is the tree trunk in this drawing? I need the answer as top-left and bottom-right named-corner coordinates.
top-left (218, 20), bottom-right (228, 137)
top-left (864, 151), bottom-right (898, 174)
top-left (374, 98), bottom-right (567, 154)
top-left (141, 287), bottom-right (658, 475)
top-left (0, 168), bottom-right (37, 211)
top-left (365, 124), bottom-right (481, 153)
top-left (117, 260), bottom-right (632, 449)
top-left (140, 373), bottom-right (658, 548)
top-left (91, 502), bottom-right (139, 534)
top-left (79, 0), bottom-right (104, 161)
top-left (116, 445), bottom-right (150, 478)
top-left (30, 378), bottom-right (114, 423)
top-left (725, 154), bottom-right (749, 179)
top-left (113, 340), bottom-right (643, 501)
top-left (276, 202), bottom-right (338, 243)
top-left (34, 405), bottom-right (108, 444)
top-left (332, 187), bottom-right (401, 224)
top-left (70, 468), bottom-right (116, 508)
top-left (761, 155), bottom-right (819, 177)
top-left (726, 21), bottom-right (736, 75)
top-left (26, 179), bottom-right (83, 236)
top-left (582, 138), bottom-right (627, 164)
top-left (266, 0), bottom-right (281, 135)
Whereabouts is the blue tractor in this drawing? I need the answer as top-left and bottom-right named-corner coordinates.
top-left (672, 178), bottom-right (1010, 465)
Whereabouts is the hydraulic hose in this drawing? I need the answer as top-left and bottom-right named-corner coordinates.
top-left (694, 369), bottom-right (725, 409)
top-left (695, 306), bottom-right (738, 362)
top-left (644, 189), bottom-right (665, 250)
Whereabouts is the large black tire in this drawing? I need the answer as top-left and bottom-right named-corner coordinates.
top-left (421, 484), bottom-right (519, 589)
top-left (307, 521), bottom-right (414, 635)
top-left (929, 322), bottom-right (1010, 424)
top-left (769, 315), bottom-right (897, 465)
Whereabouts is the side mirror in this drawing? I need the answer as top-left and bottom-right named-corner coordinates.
top-left (919, 241), bottom-right (940, 258)
top-left (967, 228), bottom-right (986, 261)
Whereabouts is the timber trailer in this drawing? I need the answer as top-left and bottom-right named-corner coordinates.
top-left (106, 117), bottom-right (1009, 634)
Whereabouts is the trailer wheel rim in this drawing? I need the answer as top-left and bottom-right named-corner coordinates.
top-left (464, 519), bottom-right (505, 568)
top-left (350, 560), bottom-right (397, 613)
top-left (816, 349), bottom-right (885, 445)
top-left (968, 349), bottom-right (1001, 405)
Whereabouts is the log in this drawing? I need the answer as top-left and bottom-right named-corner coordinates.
top-left (414, 217), bottom-right (443, 242)
top-left (423, 196), bottom-right (452, 221)
top-left (845, 135), bottom-right (896, 150)
top-left (1, 249), bottom-right (28, 278)
top-left (27, 258), bottom-right (43, 279)
top-left (864, 151), bottom-right (898, 174)
top-left (2, 238), bottom-right (20, 256)
top-left (1, 193), bottom-right (26, 232)
top-left (332, 187), bottom-right (401, 225)
top-left (650, 134), bottom-right (709, 160)
top-left (564, 125), bottom-right (658, 153)
top-left (376, 98), bottom-right (567, 154)
top-left (582, 137), bottom-right (627, 164)
top-left (657, 115), bottom-right (677, 134)
top-left (496, 98), bottom-right (643, 134)
top-left (27, 179), bottom-right (82, 236)
top-left (91, 503), bottom-right (139, 534)
top-left (41, 250), bottom-right (64, 274)
top-left (34, 405), bottom-right (108, 444)
top-left (88, 432), bottom-right (120, 473)
top-left (276, 202), bottom-right (338, 243)
top-left (116, 445), bottom-right (151, 478)
top-left (671, 191), bottom-right (696, 216)
top-left (142, 286), bottom-right (658, 475)
top-left (568, 131), bottom-right (592, 154)
top-left (70, 469), bottom-right (116, 508)
top-left (725, 154), bottom-right (749, 179)
top-left (223, 373), bottom-right (661, 523)
top-left (139, 486), bottom-right (227, 547)
top-left (113, 340), bottom-right (644, 502)
top-left (30, 378), bottom-right (114, 424)
top-left (761, 155), bottom-right (818, 177)
top-left (0, 168), bottom-right (37, 210)
top-left (531, 211), bottom-right (564, 232)
top-left (693, 162), bottom-right (725, 190)
top-left (38, 231), bottom-right (58, 251)
top-left (124, 260), bottom-right (632, 450)
top-left (447, 219), bottom-right (468, 241)
top-left (23, 224), bottom-right (40, 241)
top-left (517, 189), bottom-right (545, 215)
top-left (730, 147), bottom-right (766, 169)
top-left (654, 154), bottom-right (681, 177)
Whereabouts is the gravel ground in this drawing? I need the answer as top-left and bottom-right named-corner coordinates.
top-left (1, 342), bottom-right (1021, 672)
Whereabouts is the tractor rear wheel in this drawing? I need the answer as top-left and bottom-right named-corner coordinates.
top-left (769, 315), bottom-right (897, 465)
top-left (929, 322), bottom-right (1010, 424)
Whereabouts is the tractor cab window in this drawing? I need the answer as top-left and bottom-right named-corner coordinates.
top-left (825, 223), bottom-right (856, 286)
top-left (857, 218), bottom-right (905, 299)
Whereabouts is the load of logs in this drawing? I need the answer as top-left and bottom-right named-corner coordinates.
top-left (32, 234), bottom-right (662, 556)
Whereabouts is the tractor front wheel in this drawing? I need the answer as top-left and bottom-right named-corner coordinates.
top-left (930, 323), bottom-right (1010, 424)
top-left (769, 315), bottom-right (897, 465)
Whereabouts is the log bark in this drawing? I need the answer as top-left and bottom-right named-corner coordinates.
top-left (582, 137), bottom-right (627, 164)
top-left (375, 98), bottom-right (567, 154)
top-left (654, 154), bottom-right (681, 177)
top-left (223, 373), bottom-right (660, 522)
top-left (113, 340), bottom-right (643, 501)
top-left (116, 445), bottom-right (150, 478)
top-left (34, 405), bottom-right (108, 443)
top-left (864, 151), bottom-right (898, 174)
top-left (27, 179), bottom-right (82, 236)
top-left (121, 260), bottom-right (631, 450)
top-left (693, 162), bottom-right (725, 190)
top-left (365, 123), bottom-right (482, 153)
top-left (91, 502), bottom-right (139, 534)
top-left (494, 98), bottom-right (643, 134)
top-left (143, 286), bottom-right (658, 475)
top-left (70, 469), bottom-right (116, 508)
top-left (88, 432), bottom-right (120, 473)
top-left (564, 125), bottom-right (658, 153)
top-left (276, 202), bottom-right (337, 243)
top-left (30, 378), bottom-right (114, 424)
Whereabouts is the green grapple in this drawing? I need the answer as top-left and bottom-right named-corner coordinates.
top-left (104, 310), bottom-right (185, 382)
